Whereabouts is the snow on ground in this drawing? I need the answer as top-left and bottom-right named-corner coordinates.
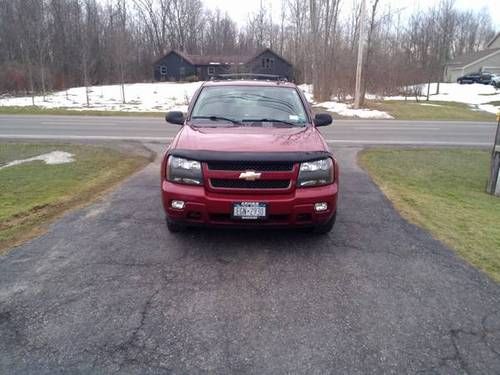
top-left (298, 84), bottom-right (314, 103)
top-left (1, 80), bottom-right (393, 119)
top-left (315, 101), bottom-right (393, 119)
top-left (0, 81), bottom-right (203, 112)
top-left (0, 151), bottom-right (74, 170)
top-left (384, 82), bottom-right (500, 114)
top-left (298, 84), bottom-right (394, 119)
top-left (1, 80), bottom-right (498, 117)
top-left (300, 82), bottom-right (500, 117)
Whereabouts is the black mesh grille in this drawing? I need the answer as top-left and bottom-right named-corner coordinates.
top-left (207, 161), bottom-right (294, 171)
top-left (210, 179), bottom-right (290, 189)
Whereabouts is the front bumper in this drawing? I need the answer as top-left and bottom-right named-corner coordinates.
top-left (161, 181), bottom-right (338, 227)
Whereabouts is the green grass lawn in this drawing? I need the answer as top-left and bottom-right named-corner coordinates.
top-left (366, 100), bottom-right (496, 121)
top-left (359, 148), bottom-right (500, 282)
top-left (0, 106), bottom-right (164, 117)
top-left (0, 143), bottom-right (149, 252)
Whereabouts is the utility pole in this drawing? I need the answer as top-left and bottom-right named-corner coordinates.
top-left (487, 112), bottom-right (500, 196)
top-left (354, 0), bottom-right (367, 109)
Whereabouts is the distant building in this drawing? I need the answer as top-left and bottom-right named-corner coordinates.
top-left (443, 32), bottom-right (500, 82)
top-left (153, 48), bottom-right (293, 82)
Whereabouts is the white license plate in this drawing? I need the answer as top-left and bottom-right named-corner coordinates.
top-left (232, 202), bottom-right (267, 219)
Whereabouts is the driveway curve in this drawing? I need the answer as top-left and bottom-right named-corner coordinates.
top-left (1, 144), bottom-right (499, 374)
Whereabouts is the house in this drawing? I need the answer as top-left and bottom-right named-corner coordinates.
top-left (153, 48), bottom-right (293, 82)
top-left (443, 32), bottom-right (500, 82)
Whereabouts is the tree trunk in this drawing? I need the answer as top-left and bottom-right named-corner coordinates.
top-left (120, 64), bottom-right (126, 104)
top-left (40, 64), bottom-right (46, 101)
top-left (83, 59), bottom-right (90, 108)
top-left (28, 64), bottom-right (35, 106)
top-left (426, 79), bottom-right (431, 101)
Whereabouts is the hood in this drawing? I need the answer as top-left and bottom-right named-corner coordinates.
top-left (171, 124), bottom-right (328, 153)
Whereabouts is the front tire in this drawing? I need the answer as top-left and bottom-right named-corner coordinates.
top-left (313, 212), bottom-right (337, 234)
top-left (166, 218), bottom-right (185, 233)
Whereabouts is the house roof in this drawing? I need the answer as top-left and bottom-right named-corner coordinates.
top-left (185, 53), bottom-right (252, 65)
top-left (445, 48), bottom-right (500, 68)
top-left (486, 32), bottom-right (500, 48)
top-left (154, 48), bottom-right (293, 67)
top-left (250, 48), bottom-right (293, 67)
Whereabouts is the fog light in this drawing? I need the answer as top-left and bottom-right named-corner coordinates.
top-left (171, 200), bottom-right (185, 209)
top-left (314, 202), bottom-right (328, 212)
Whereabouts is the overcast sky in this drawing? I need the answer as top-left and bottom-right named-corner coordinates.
top-left (202, 0), bottom-right (500, 29)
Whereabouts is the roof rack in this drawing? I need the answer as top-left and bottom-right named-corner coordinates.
top-left (210, 73), bottom-right (288, 82)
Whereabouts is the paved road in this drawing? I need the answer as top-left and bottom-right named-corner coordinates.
top-left (0, 114), bottom-right (497, 146)
top-left (1, 144), bottom-right (499, 374)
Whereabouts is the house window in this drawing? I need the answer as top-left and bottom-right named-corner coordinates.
top-left (179, 67), bottom-right (186, 77)
top-left (208, 66), bottom-right (216, 75)
top-left (159, 65), bottom-right (167, 75)
top-left (262, 57), bottom-right (274, 70)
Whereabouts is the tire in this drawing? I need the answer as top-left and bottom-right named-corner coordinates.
top-left (313, 212), bottom-right (337, 234)
top-left (166, 217), bottom-right (185, 233)
top-left (457, 79), bottom-right (462, 84)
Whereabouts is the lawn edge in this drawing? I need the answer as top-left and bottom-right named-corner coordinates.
top-left (357, 148), bottom-right (500, 283)
top-left (0, 144), bottom-right (156, 255)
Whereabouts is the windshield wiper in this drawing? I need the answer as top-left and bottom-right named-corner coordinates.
top-left (242, 118), bottom-right (304, 127)
top-left (191, 115), bottom-right (241, 125)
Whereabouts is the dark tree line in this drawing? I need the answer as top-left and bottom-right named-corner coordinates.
top-left (0, 0), bottom-right (496, 102)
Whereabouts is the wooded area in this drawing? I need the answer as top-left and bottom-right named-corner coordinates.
top-left (0, 0), bottom-right (496, 102)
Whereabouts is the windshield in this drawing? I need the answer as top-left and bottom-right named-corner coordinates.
top-left (190, 86), bottom-right (308, 127)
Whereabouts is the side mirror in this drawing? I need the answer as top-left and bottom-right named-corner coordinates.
top-left (165, 111), bottom-right (185, 125)
top-left (314, 113), bottom-right (332, 127)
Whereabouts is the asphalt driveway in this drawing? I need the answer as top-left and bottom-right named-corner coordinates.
top-left (1, 144), bottom-right (499, 374)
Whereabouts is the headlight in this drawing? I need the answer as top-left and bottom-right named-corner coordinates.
top-left (297, 158), bottom-right (334, 187)
top-left (167, 156), bottom-right (203, 185)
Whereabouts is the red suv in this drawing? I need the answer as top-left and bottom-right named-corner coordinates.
top-left (161, 76), bottom-right (339, 233)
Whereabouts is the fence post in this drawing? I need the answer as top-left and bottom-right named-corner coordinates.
top-left (487, 112), bottom-right (500, 196)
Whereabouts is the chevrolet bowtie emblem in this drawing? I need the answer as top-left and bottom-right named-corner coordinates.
top-left (239, 171), bottom-right (262, 181)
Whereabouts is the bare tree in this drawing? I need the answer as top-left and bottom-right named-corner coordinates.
top-left (0, 0), bottom-right (496, 102)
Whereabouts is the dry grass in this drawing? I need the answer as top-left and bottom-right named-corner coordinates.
top-left (0, 143), bottom-right (150, 253)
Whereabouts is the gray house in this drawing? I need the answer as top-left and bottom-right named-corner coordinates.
top-left (153, 48), bottom-right (293, 82)
top-left (444, 32), bottom-right (500, 82)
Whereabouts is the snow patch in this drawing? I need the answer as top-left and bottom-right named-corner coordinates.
top-left (0, 81), bottom-right (203, 113)
top-left (299, 84), bottom-right (393, 119)
top-left (385, 82), bottom-right (500, 108)
top-left (475, 104), bottom-right (500, 114)
top-left (3, 80), bottom-right (496, 117)
top-left (315, 101), bottom-right (394, 119)
top-left (0, 151), bottom-right (75, 170)
top-left (298, 84), bottom-right (315, 103)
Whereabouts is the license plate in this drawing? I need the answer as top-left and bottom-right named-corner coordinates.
top-left (232, 202), bottom-right (267, 220)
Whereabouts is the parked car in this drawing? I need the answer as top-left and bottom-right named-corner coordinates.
top-left (491, 74), bottom-right (500, 88)
top-left (457, 73), bottom-right (481, 84)
top-left (478, 73), bottom-right (496, 84)
top-left (161, 76), bottom-right (339, 234)
top-left (457, 72), bottom-right (496, 84)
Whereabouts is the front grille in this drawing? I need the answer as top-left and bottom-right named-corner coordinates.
top-left (210, 179), bottom-right (290, 189)
top-left (207, 161), bottom-right (294, 171)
